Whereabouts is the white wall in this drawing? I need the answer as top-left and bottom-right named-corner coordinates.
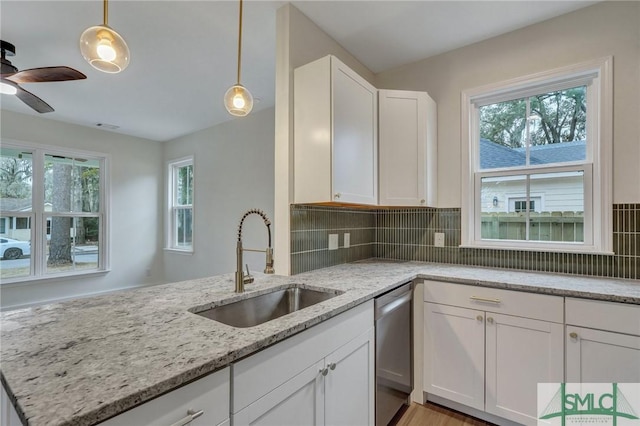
top-left (375, 1), bottom-right (640, 206)
top-left (0, 110), bottom-right (164, 310)
top-left (163, 107), bottom-right (275, 282)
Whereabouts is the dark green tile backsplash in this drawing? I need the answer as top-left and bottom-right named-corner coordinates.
top-left (290, 204), bottom-right (640, 279)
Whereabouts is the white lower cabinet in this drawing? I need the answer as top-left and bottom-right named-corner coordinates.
top-left (485, 313), bottom-right (563, 424)
top-left (423, 281), bottom-right (564, 426)
top-left (100, 367), bottom-right (230, 426)
top-left (232, 301), bottom-right (375, 426)
top-left (566, 298), bottom-right (640, 383)
top-left (233, 359), bottom-right (325, 425)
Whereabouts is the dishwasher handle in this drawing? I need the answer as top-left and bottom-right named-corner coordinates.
top-left (375, 291), bottom-right (412, 319)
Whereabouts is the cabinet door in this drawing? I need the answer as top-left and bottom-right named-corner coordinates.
top-left (379, 90), bottom-right (436, 206)
top-left (424, 303), bottom-right (485, 411)
top-left (331, 59), bottom-right (378, 205)
top-left (324, 327), bottom-right (375, 426)
top-left (566, 326), bottom-right (640, 383)
top-left (233, 360), bottom-right (325, 426)
top-left (485, 314), bottom-right (563, 425)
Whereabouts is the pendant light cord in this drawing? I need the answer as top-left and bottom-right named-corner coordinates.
top-left (236, 0), bottom-right (243, 85)
top-left (103, 0), bottom-right (109, 26)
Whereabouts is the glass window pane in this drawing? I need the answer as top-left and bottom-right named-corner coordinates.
top-left (0, 148), bottom-right (33, 212)
top-left (45, 155), bottom-right (101, 213)
top-left (174, 208), bottom-right (193, 248)
top-left (529, 171), bottom-right (584, 243)
top-left (46, 216), bottom-right (100, 274)
top-left (175, 164), bottom-right (193, 206)
top-left (527, 86), bottom-right (587, 165)
top-left (480, 175), bottom-right (527, 241)
top-left (0, 217), bottom-right (32, 279)
top-left (479, 99), bottom-right (526, 170)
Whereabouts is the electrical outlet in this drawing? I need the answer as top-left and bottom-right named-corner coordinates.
top-left (344, 233), bottom-right (350, 248)
top-left (329, 234), bottom-right (339, 250)
top-left (434, 232), bottom-right (445, 247)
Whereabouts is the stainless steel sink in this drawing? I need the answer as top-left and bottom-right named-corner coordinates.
top-left (193, 286), bottom-right (343, 328)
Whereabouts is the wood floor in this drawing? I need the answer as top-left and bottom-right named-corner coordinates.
top-left (393, 402), bottom-right (495, 426)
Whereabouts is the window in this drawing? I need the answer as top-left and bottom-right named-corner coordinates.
top-left (167, 157), bottom-right (194, 251)
top-left (0, 143), bottom-right (109, 282)
top-left (461, 58), bottom-right (612, 253)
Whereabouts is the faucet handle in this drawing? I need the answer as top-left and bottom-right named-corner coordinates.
top-left (243, 264), bottom-right (254, 285)
top-left (264, 247), bottom-right (275, 274)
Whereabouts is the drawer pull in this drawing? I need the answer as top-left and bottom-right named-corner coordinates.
top-left (476, 315), bottom-right (483, 322)
top-left (329, 363), bottom-right (336, 371)
top-left (569, 332), bottom-right (578, 340)
top-left (320, 367), bottom-right (329, 376)
top-left (470, 296), bottom-right (501, 304)
top-left (170, 409), bottom-right (204, 426)
top-left (487, 317), bottom-right (494, 324)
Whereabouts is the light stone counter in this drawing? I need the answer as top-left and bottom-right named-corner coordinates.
top-left (1, 261), bottom-right (639, 426)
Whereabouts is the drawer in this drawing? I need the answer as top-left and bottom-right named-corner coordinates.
top-left (423, 280), bottom-right (563, 323)
top-left (100, 367), bottom-right (229, 426)
top-left (566, 298), bottom-right (640, 336)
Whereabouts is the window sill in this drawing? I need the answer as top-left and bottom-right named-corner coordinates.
top-left (0, 269), bottom-right (111, 287)
top-left (164, 248), bottom-right (194, 255)
top-left (460, 242), bottom-right (614, 256)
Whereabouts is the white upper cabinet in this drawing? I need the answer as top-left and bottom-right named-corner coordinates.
top-left (379, 90), bottom-right (437, 207)
top-left (294, 55), bottom-right (378, 205)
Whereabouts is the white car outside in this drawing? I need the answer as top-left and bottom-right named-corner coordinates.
top-left (0, 238), bottom-right (31, 260)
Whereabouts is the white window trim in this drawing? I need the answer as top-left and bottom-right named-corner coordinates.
top-left (461, 57), bottom-right (613, 254)
top-left (166, 156), bottom-right (194, 253)
top-left (0, 139), bottom-right (111, 284)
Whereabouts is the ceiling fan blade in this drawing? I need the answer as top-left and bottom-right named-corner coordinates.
top-left (5, 66), bottom-right (86, 84)
top-left (15, 85), bottom-right (54, 113)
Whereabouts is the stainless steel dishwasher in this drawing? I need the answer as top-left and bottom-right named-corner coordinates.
top-left (375, 282), bottom-right (413, 426)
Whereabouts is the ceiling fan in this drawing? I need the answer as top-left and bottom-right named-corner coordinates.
top-left (1, 40), bottom-right (87, 113)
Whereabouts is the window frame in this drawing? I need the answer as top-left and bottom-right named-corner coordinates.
top-left (0, 140), bottom-right (110, 284)
top-left (461, 57), bottom-right (613, 253)
top-left (166, 156), bottom-right (195, 253)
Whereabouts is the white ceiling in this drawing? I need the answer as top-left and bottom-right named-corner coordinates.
top-left (0, 1), bottom-right (597, 142)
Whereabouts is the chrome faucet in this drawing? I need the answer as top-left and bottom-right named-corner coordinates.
top-left (235, 209), bottom-right (275, 293)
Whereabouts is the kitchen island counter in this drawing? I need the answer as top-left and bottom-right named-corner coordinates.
top-left (2, 261), bottom-right (639, 426)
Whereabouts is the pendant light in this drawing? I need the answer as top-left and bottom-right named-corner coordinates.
top-left (224, 0), bottom-right (253, 117)
top-left (79, 0), bottom-right (130, 73)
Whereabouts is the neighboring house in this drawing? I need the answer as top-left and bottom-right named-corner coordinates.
top-left (0, 199), bottom-right (52, 241)
top-left (480, 139), bottom-right (585, 214)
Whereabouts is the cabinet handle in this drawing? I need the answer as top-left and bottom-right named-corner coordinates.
top-left (569, 332), bottom-right (578, 340)
top-left (487, 317), bottom-right (494, 324)
top-left (329, 363), bottom-right (336, 371)
top-left (476, 315), bottom-right (483, 322)
top-left (420, 199), bottom-right (426, 204)
top-left (470, 296), bottom-right (501, 304)
top-left (334, 193), bottom-right (341, 199)
top-left (320, 367), bottom-right (328, 376)
top-left (170, 409), bottom-right (204, 426)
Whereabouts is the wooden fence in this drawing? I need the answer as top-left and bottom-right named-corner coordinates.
top-left (481, 211), bottom-right (584, 242)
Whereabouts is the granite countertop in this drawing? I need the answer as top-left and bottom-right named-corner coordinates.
top-left (1, 261), bottom-right (639, 426)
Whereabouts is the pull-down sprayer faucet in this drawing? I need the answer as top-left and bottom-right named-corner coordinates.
top-left (235, 209), bottom-right (274, 293)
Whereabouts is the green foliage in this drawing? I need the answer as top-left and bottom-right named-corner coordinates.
top-left (0, 157), bottom-right (32, 199)
top-left (480, 86), bottom-right (587, 147)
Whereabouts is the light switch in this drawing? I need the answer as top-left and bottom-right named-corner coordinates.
top-left (344, 233), bottom-right (350, 248)
top-left (329, 234), bottom-right (339, 250)
top-left (434, 232), bottom-right (445, 247)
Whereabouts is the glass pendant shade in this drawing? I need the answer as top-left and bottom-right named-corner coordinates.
top-left (224, 84), bottom-right (253, 117)
top-left (79, 25), bottom-right (129, 73)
